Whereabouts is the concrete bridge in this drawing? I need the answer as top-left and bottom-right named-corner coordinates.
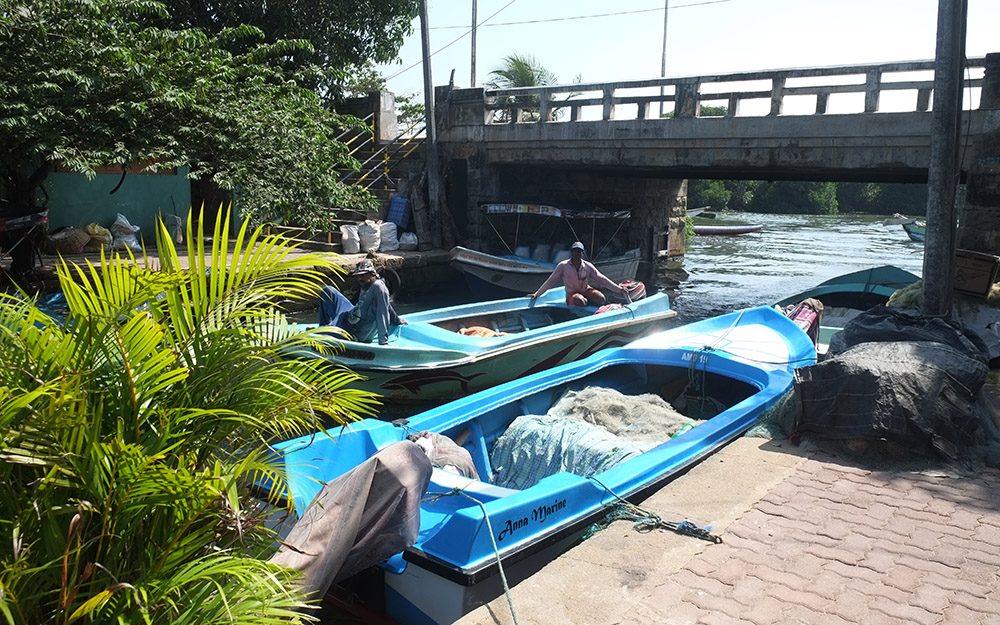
top-left (433, 54), bottom-right (999, 260)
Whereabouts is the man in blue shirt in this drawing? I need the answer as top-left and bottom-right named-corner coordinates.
top-left (318, 260), bottom-right (405, 345)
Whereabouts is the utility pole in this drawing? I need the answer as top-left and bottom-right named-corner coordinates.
top-left (658, 0), bottom-right (669, 118)
top-left (419, 0), bottom-right (442, 248)
top-left (471, 0), bottom-right (478, 87)
top-left (922, 0), bottom-right (967, 317)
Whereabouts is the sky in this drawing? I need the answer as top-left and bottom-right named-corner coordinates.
top-left (375, 0), bottom-right (999, 100)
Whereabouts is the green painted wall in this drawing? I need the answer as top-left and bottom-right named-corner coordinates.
top-left (45, 168), bottom-right (191, 244)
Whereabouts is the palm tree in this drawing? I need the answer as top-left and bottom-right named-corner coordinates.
top-left (0, 212), bottom-right (378, 624)
top-left (487, 54), bottom-right (560, 122)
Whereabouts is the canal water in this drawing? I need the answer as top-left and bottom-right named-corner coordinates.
top-left (663, 212), bottom-right (924, 323)
top-left (354, 212), bottom-right (925, 419)
top-left (391, 211), bottom-right (925, 323)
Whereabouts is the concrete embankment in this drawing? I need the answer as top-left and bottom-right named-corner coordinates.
top-left (24, 246), bottom-right (461, 298)
top-left (457, 432), bottom-right (1000, 625)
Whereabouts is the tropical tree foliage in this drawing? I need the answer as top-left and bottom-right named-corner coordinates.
top-left (487, 54), bottom-right (561, 122)
top-left (747, 181), bottom-right (839, 214)
top-left (689, 178), bottom-right (926, 215)
top-left (0, 0), bottom-right (377, 233)
top-left (688, 179), bottom-right (730, 211)
top-left (837, 182), bottom-right (927, 215)
top-left (0, 213), bottom-right (379, 623)
top-left (723, 180), bottom-right (761, 212)
top-left (160, 0), bottom-right (419, 101)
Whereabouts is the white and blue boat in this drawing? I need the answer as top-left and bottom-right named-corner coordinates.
top-left (450, 245), bottom-right (642, 300)
top-left (450, 203), bottom-right (641, 299)
top-left (266, 306), bottom-right (816, 624)
top-left (296, 288), bottom-right (676, 402)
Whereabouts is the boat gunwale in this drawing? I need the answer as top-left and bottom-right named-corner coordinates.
top-left (303, 293), bottom-right (677, 372)
top-left (399, 354), bottom-right (797, 584)
top-left (450, 245), bottom-right (642, 275)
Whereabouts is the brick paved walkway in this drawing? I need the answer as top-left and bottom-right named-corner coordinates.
top-left (649, 450), bottom-right (1000, 625)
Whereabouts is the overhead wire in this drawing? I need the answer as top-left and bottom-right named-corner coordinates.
top-left (431, 0), bottom-right (733, 30)
top-left (385, 0), bottom-right (734, 82)
top-left (383, 0), bottom-right (520, 82)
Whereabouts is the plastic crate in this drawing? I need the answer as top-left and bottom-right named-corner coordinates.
top-left (387, 197), bottom-right (410, 229)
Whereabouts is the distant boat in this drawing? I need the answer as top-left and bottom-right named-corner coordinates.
top-left (263, 306), bottom-right (816, 625)
top-left (774, 265), bottom-right (921, 351)
top-left (450, 246), bottom-right (641, 299)
top-left (290, 288), bottom-right (676, 402)
top-left (881, 213), bottom-right (925, 242)
top-left (903, 222), bottom-right (926, 242)
top-left (692, 223), bottom-right (764, 236)
top-left (452, 203), bottom-right (641, 298)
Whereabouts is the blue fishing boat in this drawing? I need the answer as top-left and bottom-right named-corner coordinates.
top-left (267, 306), bottom-right (816, 624)
top-left (295, 288), bottom-right (676, 402)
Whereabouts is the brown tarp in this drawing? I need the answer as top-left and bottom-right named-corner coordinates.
top-left (269, 440), bottom-right (432, 600)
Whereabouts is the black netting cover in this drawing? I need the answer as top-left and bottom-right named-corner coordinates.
top-left (827, 305), bottom-right (990, 363)
top-left (789, 340), bottom-right (988, 459)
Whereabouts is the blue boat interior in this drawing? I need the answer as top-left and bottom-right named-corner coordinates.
top-left (431, 361), bottom-right (761, 488)
top-left (303, 288), bottom-right (662, 353)
top-left (426, 305), bottom-right (581, 335)
top-left (266, 357), bottom-right (763, 512)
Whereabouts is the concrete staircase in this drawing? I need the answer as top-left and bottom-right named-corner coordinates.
top-left (273, 138), bottom-right (425, 254)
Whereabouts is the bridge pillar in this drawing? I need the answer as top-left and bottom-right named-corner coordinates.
top-left (628, 179), bottom-right (687, 260)
top-left (959, 53), bottom-right (1000, 254)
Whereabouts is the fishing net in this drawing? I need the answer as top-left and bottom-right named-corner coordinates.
top-left (489, 386), bottom-right (700, 490)
top-left (490, 415), bottom-right (643, 490)
top-left (743, 388), bottom-right (798, 440)
top-left (547, 386), bottom-right (694, 450)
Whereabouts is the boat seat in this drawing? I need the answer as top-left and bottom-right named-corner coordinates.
top-left (518, 311), bottom-right (553, 330)
top-left (517, 314), bottom-right (530, 331)
top-left (428, 467), bottom-right (520, 500)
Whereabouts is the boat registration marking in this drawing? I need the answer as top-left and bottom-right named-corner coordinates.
top-left (681, 351), bottom-right (713, 364)
top-left (497, 498), bottom-right (568, 542)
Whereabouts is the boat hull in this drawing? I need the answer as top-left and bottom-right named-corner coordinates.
top-left (349, 316), bottom-right (673, 401)
top-left (692, 223), bottom-right (764, 235)
top-left (903, 222), bottom-right (926, 242)
top-left (450, 246), bottom-right (641, 299)
top-left (269, 306), bottom-right (816, 624)
top-left (296, 289), bottom-right (676, 402)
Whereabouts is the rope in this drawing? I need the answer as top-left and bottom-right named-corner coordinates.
top-left (595, 217), bottom-right (629, 261)
top-left (563, 217), bottom-right (582, 245)
top-left (587, 477), bottom-right (723, 544)
top-left (687, 345), bottom-right (712, 415)
top-left (423, 488), bottom-right (520, 625)
top-left (486, 217), bottom-right (514, 254)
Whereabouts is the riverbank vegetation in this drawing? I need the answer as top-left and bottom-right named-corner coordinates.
top-left (0, 0), bottom-right (418, 233)
top-left (0, 215), bottom-right (379, 623)
top-left (689, 179), bottom-right (929, 216)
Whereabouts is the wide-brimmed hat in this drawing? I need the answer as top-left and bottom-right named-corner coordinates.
top-left (351, 259), bottom-right (378, 276)
top-left (570, 241), bottom-right (585, 251)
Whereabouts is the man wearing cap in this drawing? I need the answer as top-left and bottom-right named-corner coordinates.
top-left (318, 260), bottom-right (405, 345)
top-left (530, 241), bottom-right (626, 307)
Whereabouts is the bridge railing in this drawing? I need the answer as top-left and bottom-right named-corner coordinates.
top-left (483, 58), bottom-right (987, 123)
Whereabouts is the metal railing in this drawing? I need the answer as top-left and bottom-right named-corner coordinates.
top-left (342, 118), bottom-right (426, 192)
top-left (484, 57), bottom-right (987, 123)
